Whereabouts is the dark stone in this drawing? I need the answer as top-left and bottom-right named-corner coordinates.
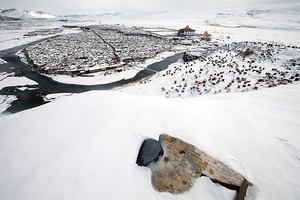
top-left (136, 139), bottom-right (164, 166)
top-left (183, 52), bottom-right (200, 62)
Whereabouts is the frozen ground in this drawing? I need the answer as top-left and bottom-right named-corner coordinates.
top-left (43, 93), bottom-right (73, 102)
top-left (0, 73), bottom-right (37, 90)
top-left (0, 3), bottom-right (300, 200)
top-left (0, 73), bottom-right (38, 113)
top-left (0, 58), bottom-right (7, 65)
top-left (0, 28), bottom-right (82, 51)
top-left (0, 95), bottom-right (16, 113)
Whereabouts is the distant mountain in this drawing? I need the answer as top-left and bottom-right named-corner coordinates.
top-left (98, 12), bottom-right (124, 17)
top-left (0, 8), bottom-right (56, 19)
top-left (60, 12), bottom-right (124, 18)
top-left (247, 3), bottom-right (300, 16)
top-left (0, 14), bottom-right (21, 21)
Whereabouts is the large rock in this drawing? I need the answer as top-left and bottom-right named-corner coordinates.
top-left (139, 134), bottom-right (249, 199)
top-left (136, 138), bottom-right (164, 166)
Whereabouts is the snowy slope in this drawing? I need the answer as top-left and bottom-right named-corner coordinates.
top-left (0, 84), bottom-right (300, 200)
top-left (0, 3), bottom-right (300, 200)
top-left (0, 8), bottom-right (56, 19)
top-left (121, 41), bottom-right (300, 98)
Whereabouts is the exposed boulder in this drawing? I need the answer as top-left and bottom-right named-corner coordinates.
top-left (137, 134), bottom-right (250, 199)
top-left (136, 138), bottom-right (164, 166)
top-left (183, 52), bottom-right (200, 62)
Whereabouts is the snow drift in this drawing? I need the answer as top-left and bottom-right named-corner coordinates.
top-left (0, 83), bottom-right (300, 200)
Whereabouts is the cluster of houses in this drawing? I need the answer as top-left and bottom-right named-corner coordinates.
top-left (26, 31), bottom-right (111, 74)
top-left (25, 25), bottom-right (171, 75)
top-left (23, 28), bottom-right (63, 37)
top-left (90, 25), bottom-right (171, 62)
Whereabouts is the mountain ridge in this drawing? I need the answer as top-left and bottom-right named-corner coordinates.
top-left (0, 8), bottom-right (56, 19)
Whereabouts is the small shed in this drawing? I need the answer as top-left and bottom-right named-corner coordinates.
top-left (178, 26), bottom-right (195, 36)
top-left (200, 31), bottom-right (211, 41)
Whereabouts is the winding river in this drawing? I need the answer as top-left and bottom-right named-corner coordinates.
top-left (0, 39), bottom-right (183, 113)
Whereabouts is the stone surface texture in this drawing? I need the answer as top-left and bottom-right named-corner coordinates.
top-left (148, 134), bottom-right (249, 199)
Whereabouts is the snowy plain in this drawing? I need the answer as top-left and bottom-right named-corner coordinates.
top-left (0, 3), bottom-right (300, 200)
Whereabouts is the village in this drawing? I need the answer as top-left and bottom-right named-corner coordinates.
top-left (21, 24), bottom-right (300, 98)
top-left (23, 24), bottom-right (212, 76)
top-left (24, 25), bottom-right (173, 75)
top-left (124, 40), bottom-right (300, 97)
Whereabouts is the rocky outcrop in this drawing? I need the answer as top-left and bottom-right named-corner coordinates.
top-left (136, 139), bottom-right (164, 166)
top-left (137, 134), bottom-right (249, 199)
top-left (182, 52), bottom-right (200, 62)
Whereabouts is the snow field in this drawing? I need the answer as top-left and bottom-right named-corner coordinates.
top-left (0, 95), bottom-right (16, 113)
top-left (0, 73), bottom-right (37, 90)
top-left (0, 28), bottom-right (82, 51)
top-left (0, 83), bottom-right (300, 199)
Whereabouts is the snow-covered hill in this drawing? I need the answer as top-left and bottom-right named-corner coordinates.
top-left (96, 3), bottom-right (300, 31)
top-left (1, 2), bottom-right (300, 200)
top-left (0, 8), bottom-right (56, 19)
top-left (0, 84), bottom-right (300, 200)
top-left (0, 14), bottom-right (21, 21)
top-left (246, 3), bottom-right (300, 16)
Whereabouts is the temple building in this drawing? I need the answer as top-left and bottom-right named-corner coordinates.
top-left (177, 26), bottom-right (195, 36)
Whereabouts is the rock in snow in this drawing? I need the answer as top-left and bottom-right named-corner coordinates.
top-left (0, 85), bottom-right (300, 199)
top-left (143, 134), bottom-right (248, 199)
top-left (136, 138), bottom-right (164, 166)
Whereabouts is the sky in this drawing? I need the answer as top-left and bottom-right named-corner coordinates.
top-left (1, 0), bottom-right (299, 15)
